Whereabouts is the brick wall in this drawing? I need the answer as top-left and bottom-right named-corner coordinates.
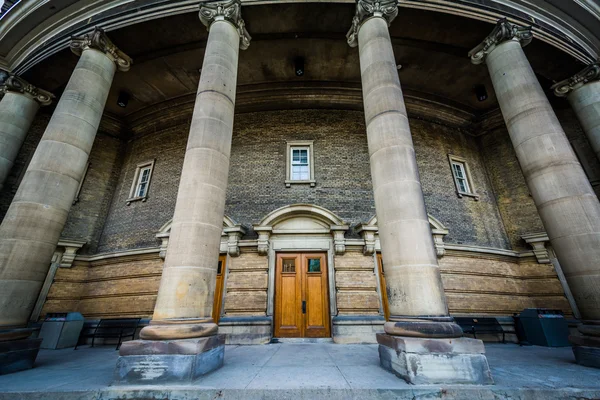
top-left (97, 109), bottom-right (511, 252)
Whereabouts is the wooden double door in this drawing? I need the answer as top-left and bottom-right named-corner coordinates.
top-left (274, 253), bottom-right (331, 338)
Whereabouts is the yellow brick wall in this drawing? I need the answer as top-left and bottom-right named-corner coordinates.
top-left (223, 251), bottom-right (269, 316)
top-left (334, 251), bottom-right (380, 315)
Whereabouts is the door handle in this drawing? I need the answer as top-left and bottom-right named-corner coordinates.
top-left (302, 300), bottom-right (306, 314)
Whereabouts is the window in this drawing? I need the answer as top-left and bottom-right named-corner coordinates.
top-left (127, 160), bottom-right (155, 205)
top-left (285, 140), bottom-right (315, 187)
top-left (448, 155), bottom-right (479, 200)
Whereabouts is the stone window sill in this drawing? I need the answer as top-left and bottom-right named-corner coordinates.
top-left (285, 180), bottom-right (316, 188)
top-left (457, 191), bottom-right (480, 201)
top-left (126, 196), bottom-right (148, 206)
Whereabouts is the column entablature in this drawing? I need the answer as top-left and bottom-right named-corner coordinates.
top-left (199, 0), bottom-right (251, 50)
top-left (552, 62), bottom-right (600, 97)
top-left (0, 75), bottom-right (54, 106)
top-left (70, 27), bottom-right (132, 72)
top-left (469, 18), bottom-right (533, 65)
top-left (346, 0), bottom-right (398, 48)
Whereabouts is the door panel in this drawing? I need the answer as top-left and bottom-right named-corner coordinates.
top-left (212, 255), bottom-right (227, 324)
top-left (377, 253), bottom-right (390, 321)
top-left (274, 252), bottom-right (330, 338)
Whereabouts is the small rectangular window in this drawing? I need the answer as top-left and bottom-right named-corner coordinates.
top-left (448, 155), bottom-right (479, 200)
top-left (127, 160), bottom-right (155, 205)
top-left (285, 141), bottom-right (316, 187)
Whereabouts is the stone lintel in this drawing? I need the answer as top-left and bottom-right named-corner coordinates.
top-left (0, 75), bottom-right (54, 105)
top-left (199, 0), bottom-right (251, 50)
top-left (114, 335), bottom-right (225, 384)
top-left (552, 62), bottom-right (600, 97)
top-left (377, 333), bottom-right (494, 385)
top-left (469, 18), bottom-right (533, 65)
top-left (70, 27), bottom-right (132, 72)
top-left (346, 0), bottom-right (398, 47)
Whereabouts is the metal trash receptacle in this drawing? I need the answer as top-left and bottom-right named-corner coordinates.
top-left (39, 312), bottom-right (85, 349)
top-left (518, 308), bottom-right (570, 347)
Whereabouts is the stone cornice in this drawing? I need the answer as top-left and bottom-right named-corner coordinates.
top-left (551, 62), bottom-right (600, 97)
top-left (469, 18), bottom-right (533, 65)
top-left (70, 27), bottom-right (132, 72)
top-left (199, 0), bottom-right (251, 50)
top-left (346, 0), bottom-right (398, 47)
top-left (0, 74), bottom-right (54, 105)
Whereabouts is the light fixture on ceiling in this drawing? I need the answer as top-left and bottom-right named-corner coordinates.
top-left (295, 57), bottom-right (305, 77)
top-left (474, 84), bottom-right (488, 102)
top-left (117, 91), bottom-right (130, 108)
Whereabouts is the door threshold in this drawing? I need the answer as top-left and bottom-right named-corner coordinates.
top-left (271, 338), bottom-right (334, 344)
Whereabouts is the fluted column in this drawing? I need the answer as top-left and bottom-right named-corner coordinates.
top-left (552, 62), bottom-right (600, 163)
top-left (140, 0), bottom-right (250, 340)
top-left (0, 76), bottom-right (54, 191)
top-left (0, 28), bottom-right (130, 328)
top-left (470, 19), bottom-right (600, 367)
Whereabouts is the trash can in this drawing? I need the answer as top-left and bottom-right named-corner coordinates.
top-left (518, 308), bottom-right (570, 347)
top-left (39, 312), bottom-right (85, 349)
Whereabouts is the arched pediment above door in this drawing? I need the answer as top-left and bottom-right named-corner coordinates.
top-left (253, 204), bottom-right (349, 255)
top-left (155, 215), bottom-right (246, 258)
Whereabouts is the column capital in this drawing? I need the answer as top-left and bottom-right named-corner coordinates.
top-left (551, 62), bottom-right (600, 97)
top-left (70, 27), bottom-right (132, 72)
top-left (199, 0), bottom-right (251, 50)
top-left (347, 0), bottom-right (398, 48)
top-left (469, 18), bottom-right (532, 65)
top-left (0, 75), bottom-right (54, 106)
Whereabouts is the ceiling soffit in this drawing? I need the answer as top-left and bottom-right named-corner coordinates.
top-left (0, 0), bottom-right (598, 74)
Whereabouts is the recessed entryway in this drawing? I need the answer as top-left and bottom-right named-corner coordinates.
top-left (212, 255), bottom-right (227, 324)
top-left (274, 253), bottom-right (331, 338)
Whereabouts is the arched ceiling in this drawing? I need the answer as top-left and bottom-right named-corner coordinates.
top-left (16, 2), bottom-right (583, 126)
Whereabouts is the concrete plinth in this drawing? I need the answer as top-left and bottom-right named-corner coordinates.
top-left (114, 335), bottom-right (225, 384)
top-left (0, 338), bottom-right (42, 375)
top-left (376, 333), bottom-right (493, 385)
top-left (218, 316), bottom-right (272, 345)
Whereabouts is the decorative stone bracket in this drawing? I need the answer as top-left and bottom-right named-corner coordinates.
top-left (56, 239), bottom-right (86, 268)
top-left (254, 226), bottom-right (272, 256)
top-left (521, 232), bottom-right (551, 264)
top-left (331, 225), bottom-right (350, 255)
top-left (157, 224), bottom-right (246, 259)
top-left (355, 224), bottom-right (378, 256)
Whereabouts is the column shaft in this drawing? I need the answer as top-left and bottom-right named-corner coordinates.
top-left (486, 40), bottom-right (600, 321)
top-left (569, 81), bottom-right (600, 163)
top-left (0, 48), bottom-right (117, 327)
top-left (150, 20), bottom-right (240, 323)
top-left (358, 17), bottom-right (448, 318)
top-left (0, 93), bottom-right (39, 191)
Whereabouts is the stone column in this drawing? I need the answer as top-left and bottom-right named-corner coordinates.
top-left (347, 0), bottom-right (492, 385)
top-left (0, 76), bottom-right (54, 191)
top-left (470, 19), bottom-right (600, 368)
top-left (0, 28), bottom-right (130, 329)
top-left (114, 0), bottom-right (250, 385)
top-left (552, 62), bottom-right (600, 163)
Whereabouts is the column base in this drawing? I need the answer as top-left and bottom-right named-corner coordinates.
top-left (0, 338), bottom-right (42, 375)
top-left (377, 333), bottom-right (494, 385)
top-left (113, 334), bottom-right (225, 385)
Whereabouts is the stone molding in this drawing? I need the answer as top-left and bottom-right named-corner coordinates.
top-left (357, 215), bottom-right (449, 257)
top-left (552, 62), bottom-right (600, 97)
top-left (0, 75), bottom-right (54, 105)
top-left (199, 0), bottom-right (251, 50)
top-left (521, 232), bottom-right (551, 264)
top-left (56, 239), bottom-right (86, 268)
top-left (70, 27), bottom-right (132, 72)
top-left (156, 216), bottom-right (246, 258)
top-left (469, 18), bottom-right (533, 65)
top-left (347, 0), bottom-right (398, 48)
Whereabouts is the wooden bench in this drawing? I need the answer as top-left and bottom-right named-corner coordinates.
top-left (454, 317), bottom-right (506, 343)
top-left (75, 318), bottom-right (140, 350)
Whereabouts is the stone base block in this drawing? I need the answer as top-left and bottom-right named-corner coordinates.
top-left (0, 338), bottom-right (42, 375)
top-left (573, 344), bottom-right (600, 369)
top-left (377, 333), bottom-right (493, 385)
top-left (113, 334), bottom-right (224, 384)
top-left (332, 315), bottom-right (385, 344)
top-left (218, 316), bottom-right (272, 344)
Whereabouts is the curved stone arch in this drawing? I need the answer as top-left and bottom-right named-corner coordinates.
top-left (156, 215), bottom-right (246, 258)
top-left (358, 214), bottom-right (449, 257)
top-left (253, 204), bottom-right (349, 255)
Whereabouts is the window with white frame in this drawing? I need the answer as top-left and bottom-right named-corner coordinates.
top-left (127, 160), bottom-right (155, 205)
top-left (448, 155), bottom-right (479, 200)
top-left (286, 140), bottom-right (315, 187)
